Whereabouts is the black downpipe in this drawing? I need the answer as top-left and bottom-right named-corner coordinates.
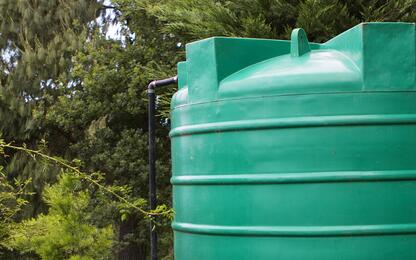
top-left (147, 76), bottom-right (178, 260)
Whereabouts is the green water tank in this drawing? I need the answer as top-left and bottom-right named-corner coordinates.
top-left (170, 22), bottom-right (416, 259)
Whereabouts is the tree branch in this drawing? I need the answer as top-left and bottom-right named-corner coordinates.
top-left (102, 5), bottom-right (118, 10)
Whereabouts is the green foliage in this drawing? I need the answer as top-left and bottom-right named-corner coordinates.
top-left (0, 0), bottom-right (104, 92)
top-left (0, 140), bottom-right (173, 258)
top-left (146, 0), bottom-right (416, 42)
top-left (42, 5), bottom-right (181, 254)
top-left (0, 168), bottom-right (31, 251)
top-left (0, 138), bottom-right (32, 252)
top-left (9, 174), bottom-right (114, 260)
top-left (49, 45), bottom-right (173, 258)
top-left (145, 0), bottom-right (280, 39)
top-left (357, 0), bottom-right (416, 22)
top-left (0, 140), bottom-right (173, 219)
top-left (0, 0), bottom-right (107, 145)
top-left (0, 0), bottom-right (109, 222)
top-left (295, 0), bottom-right (357, 42)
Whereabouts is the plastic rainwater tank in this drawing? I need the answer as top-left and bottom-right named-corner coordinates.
top-left (170, 22), bottom-right (416, 259)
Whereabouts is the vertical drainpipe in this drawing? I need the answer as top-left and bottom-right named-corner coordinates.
top-left (147, 76), bottom-right (178, 260)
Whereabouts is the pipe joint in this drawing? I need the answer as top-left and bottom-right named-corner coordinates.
top-left (147, 76), bottom-right (178, 92)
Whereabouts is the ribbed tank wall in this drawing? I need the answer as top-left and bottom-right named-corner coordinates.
top-left (170, 23), bottom-right (416, 259)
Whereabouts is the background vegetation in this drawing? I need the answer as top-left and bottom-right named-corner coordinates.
top-left (0, 0), bottom-right (415, 259)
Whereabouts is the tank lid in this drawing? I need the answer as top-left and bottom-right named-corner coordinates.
top-left (174, 22), bottom-right (416, 107)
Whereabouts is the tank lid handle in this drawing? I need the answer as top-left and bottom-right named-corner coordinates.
top-left (291, 28), bottom-right (311, 57)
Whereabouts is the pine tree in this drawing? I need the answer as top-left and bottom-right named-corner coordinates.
top-left (145, 0), bottom-right (416, 42)
top-left (0, 0), bottom-right (107, 141)
top-left (0, 0), bottom-right (108, 214)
